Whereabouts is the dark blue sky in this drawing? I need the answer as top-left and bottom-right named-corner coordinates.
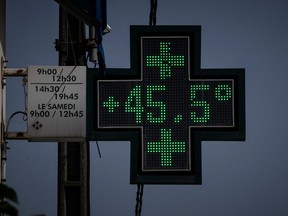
top-left (5, 0), bottom-right (288, 215)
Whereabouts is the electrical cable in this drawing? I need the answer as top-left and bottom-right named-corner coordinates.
top-left (67, 17), bottom-right (78, 66)
top-left (2, 79), bottom-right (28, 182)
top-left (149, 0), bottom-right (157, 26)
top-left (134, 1), bottom-right (158, 214)
top-left (135, 184), bottom-right (144, 216)
top-left (95, 140), bottom-right (102, 158)
top-left (5, 111), bottom-right (27, 139)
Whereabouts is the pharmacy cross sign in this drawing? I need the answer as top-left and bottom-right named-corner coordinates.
top-left (95, 26), bottom-right (245, 184)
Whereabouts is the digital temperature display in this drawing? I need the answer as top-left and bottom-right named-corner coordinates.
top-left (95, 26), bottom-right (245, 184)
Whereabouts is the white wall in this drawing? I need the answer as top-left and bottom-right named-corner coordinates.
top-left (0, 0), bottom-right (5, 53)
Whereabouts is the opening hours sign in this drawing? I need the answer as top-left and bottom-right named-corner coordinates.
top-left (92, 26), bottom-right (245, 184)
top-left (28, 66), bottom-right (86, 141)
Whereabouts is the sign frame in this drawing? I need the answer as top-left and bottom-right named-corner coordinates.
top-left (88, 25), bottom-right (245, 184)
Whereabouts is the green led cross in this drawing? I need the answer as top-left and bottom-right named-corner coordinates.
top-left (146, 42), bottom-right (185, 79)
top-left (103, 96), bottom-right (120, 112)
top-left (147, 128), bottom-right (186, 166)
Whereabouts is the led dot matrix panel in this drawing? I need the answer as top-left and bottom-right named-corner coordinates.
top-left (96, 26), bottom-right (245, 184)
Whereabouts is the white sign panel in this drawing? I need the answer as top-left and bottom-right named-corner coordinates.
top-left (28, 66), bottom-right (86, 141)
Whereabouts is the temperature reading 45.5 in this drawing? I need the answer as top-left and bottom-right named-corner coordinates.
top-left (99, 81), bottom-right (234, 127)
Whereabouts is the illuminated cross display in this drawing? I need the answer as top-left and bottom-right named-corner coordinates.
top-left (95, 26), bottom-right (245, 184)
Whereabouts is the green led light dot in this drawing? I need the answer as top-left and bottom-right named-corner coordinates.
top-left (215, 84), bottom-right (232, 101)
top-left (146, 41), bottom-right (185, 79)
top-left (125, 85), bottom-right (144, 123)
top-left (190, 84), bottom-right (210, 123)
top-left (147, 85), bottom-right (166, 123)
top-left (103, 96), bottom-right (120, 112)
top-left (147, 128), bottom-right (186, 167)
top-left (174, 114), bottom-right (183, 123)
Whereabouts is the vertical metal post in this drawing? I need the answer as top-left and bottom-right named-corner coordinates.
top-left (0, 0), bottom-right (6, 184)
top-left (0, 60), bottom-right (6, 184)
top-left (58, 8), bottom-right (90, 216)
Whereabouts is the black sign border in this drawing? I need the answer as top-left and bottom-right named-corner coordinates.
top-left (87, 25), bottom-right (245, 184)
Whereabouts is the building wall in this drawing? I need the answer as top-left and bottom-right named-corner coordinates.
top-left (0, 0), bottom-right (6, 53)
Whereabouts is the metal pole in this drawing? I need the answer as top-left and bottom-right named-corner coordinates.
top-left (0, 48), bottom-right (5, 185)
top-left (0, 0), bottom-right (6, 184)
top-left (57, 7), bottom-right (90, 216)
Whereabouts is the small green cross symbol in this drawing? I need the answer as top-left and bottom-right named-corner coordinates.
top-left (103, 96), bottom-right (120, 112)
top-left (147, 128), bottom-right (186, 166)
top-left (146, 42), bottom-right (185, 80)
